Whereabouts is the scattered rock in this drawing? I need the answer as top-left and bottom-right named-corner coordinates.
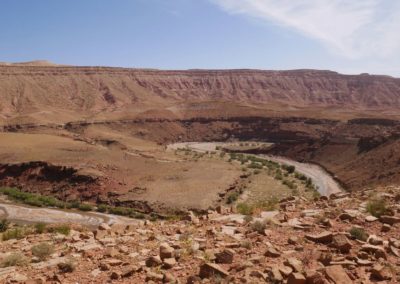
top-left (371, 263), bottom-right (392, 280)
top-left (306, 231), bottom-right (333, 244)
top-left (324, 265), bottom-right (352, 284)
top-left (199, 263), bottom-right (229, 279)
top-left (287, 272), bottom-right (306, 284)
top-left (215, 248), bottom-right (235, 264)
top-left (332, 234), bottom-right (352, 253)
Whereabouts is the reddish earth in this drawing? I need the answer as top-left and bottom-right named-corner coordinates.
top-left (0, 64), bottom-right (399, 210)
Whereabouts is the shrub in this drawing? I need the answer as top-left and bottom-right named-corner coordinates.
top-left (34, 223), bottom-right (47, 234)
top-left (237, 203), bottom-right (254, 215)
top-left (0, 253), bottom-right (28, 267)
top-left (282, 179), bottom-right (297, 189)
top-left (78, 203), bottom-right (93, 212)
top-left (0, 219), bottom-right (10, 232)
top-left (240, 240), bottom-right (252, 250)
top-left (244, 215), bottom-right (253, 223)
top-left (31, 243), bottom-right (54, 261)
top-left (0, 187), bottom-right (65, 208)
top-left (349, 227), bottom-right (369, 241)
top-left (251, 220), bottom-right (266, 234)
top-left (50, 224), bottom-right (71, 236)
top-left (283, 165), bottom-right (296, 174)
top-left (2, 228), bottom-right (25, 241)
top-left (58, 259), bottom-right (76, 273)
top-left (366, 197), bottom-right (388, 218)
top-left (256, 196), bottom-right (279, 211)
top-left (96, 204), bottom-right (108, 213)
top-left (248, 162), bottom-right (263, 169)
top-left (226, 192), bottom-right (240, 204)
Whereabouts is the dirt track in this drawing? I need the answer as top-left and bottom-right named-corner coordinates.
top-left (0, 201), bottom-right (138, 228)
top-left (169, 142), bottom-right (342, 196)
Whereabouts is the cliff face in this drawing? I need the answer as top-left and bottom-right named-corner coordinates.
top-left (1, 66), bottom-right (400, 124)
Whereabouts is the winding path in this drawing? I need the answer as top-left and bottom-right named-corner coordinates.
top-left (169, 142), bottom-right (342, 196)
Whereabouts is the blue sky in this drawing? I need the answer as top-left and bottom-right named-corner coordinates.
top-left (1, 0), bottom-right (399, 76)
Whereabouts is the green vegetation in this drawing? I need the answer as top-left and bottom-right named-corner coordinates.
top-left (58, 259), bottom-right (76, 273)
top-left (34, 223), bottom-right (47, 234)
top-left (31, 242), bottom-right (54, 261)
top-left (0, 219), bottom-right (10, 232)
top-left (349, 227), bottom-right (369, 241)
top-left (226, 191), bottom-right (240, 204)
top-left (240, 240), bottom-right (252, 250)
top-left (0, 187), bottom-right (148, 220)
top-left (282, 179), bottom-right (297, 190)
top-left (282, 164), bottom-right (296, 174)
top-left (0, 187), bottom-right (65, 208)
top-left (96, 204), bottom-right (108, 213)
top-left (366, 197), bottom-right (388, 217)
top-left (2, 227), bottom-right (26, 241)
top-left (0, 253), bottom-right (28, 267)
top-left (78, 203), bottom-right (93, 212)
top-left (49, 224), bottom-right (71, 236)
top-left (251, 220), bottom-right (266, 234)
top-left (236, 202), bottom-right (254, 215)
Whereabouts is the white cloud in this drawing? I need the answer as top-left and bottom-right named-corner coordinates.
top-left (211, 0), bottom-right (400, 59)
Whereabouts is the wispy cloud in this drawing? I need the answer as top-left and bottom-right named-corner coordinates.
top-left (211, 0), bottom-right (400, 59)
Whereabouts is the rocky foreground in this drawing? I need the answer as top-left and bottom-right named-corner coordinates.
top-left (0, 187), bottom-right (399, 283)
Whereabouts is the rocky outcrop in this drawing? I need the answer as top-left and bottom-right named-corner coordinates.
top-left (0, 66), bottom-right (400, 123)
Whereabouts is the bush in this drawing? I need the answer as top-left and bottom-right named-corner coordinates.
top-left (31, 243), bottom-right (54, 261)
top-left (256, 197), bottom-right (279, 211)
top-left (50, 224), bottom-right (71, 236)
top-left (237, 203), bottom-right (254, 215)
top-left (240, 240), bottom-right (252, 250)
top-left (251, 220), bottom-right (266, 234)
top-left (78, 203), bottom-right (93, 212)
top-left (283, 165), bottom-right (296, 174)
top-left (349, 227), bottom-right (369, 241)
top-left (366, 197), bottom-right (388, 218)
top-left (0, 253), bottom-right (28, 267)
top-left (282, 179), bottom-right (297, 189)
top-left (226, 192), bottom-right (240, 204)
top-left (0, 219), bottom-right (10, 232)
top-left (244, 215), bottom-right (253, 223)
top-left (34, 223), bottom-right (47, 234)
top-left (58, 259), bottom-right (76, 273)
top-left (96, 204), bottom-right (108, 213)
top-left (2, 228), bottom-right (25, 241)
top-left (0, 187), bottom-right (65, 208)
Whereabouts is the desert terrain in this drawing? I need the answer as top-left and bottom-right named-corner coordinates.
top-left (0, 63), bottom-right (399, 282)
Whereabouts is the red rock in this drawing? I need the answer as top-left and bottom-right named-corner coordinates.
top-left (324, 265), bottom-right (352, 284)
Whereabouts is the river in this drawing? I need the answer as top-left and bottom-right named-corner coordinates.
top-left (168, 142), bottom-right (342, 196)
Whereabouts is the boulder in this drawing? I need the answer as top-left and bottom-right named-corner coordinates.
top-left (287, 272), bottom-right (306, 284)
top-left (265, 247), bottom-right (281, 258)
top-left (371, 263), bottom-right (392, 280)
top-left (145, 256), bottom-right (162, 267)
top-left (324, 265), bottom-right (352, 284)
top-left (306, 231), bottom-right (333, 244)
top-left (199, 263), bottom-right (229, 279)
top-left (379, 215), bottom-right (400, 225)
top-left (332, 234), bottom-right (351, 253)
top-left (160, 243), bottom-right (175, 260)
top-left (162, 258), bottom-right (176, 269)
top-left (215, 249), bottom-right (235, 264)
top-left (284, 258), bottom-right (303, 272)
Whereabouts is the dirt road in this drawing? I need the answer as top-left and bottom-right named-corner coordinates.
top-left (0, 201), bottom-right (139, 228)
top-left (169, 142), bottom-right (342, 196)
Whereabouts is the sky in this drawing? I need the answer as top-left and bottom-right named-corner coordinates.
top-left (1, 0), bottom-right (399, 76)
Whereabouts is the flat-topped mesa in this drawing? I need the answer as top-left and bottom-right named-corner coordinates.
top-left (0, 65), bottom-right (399, 124)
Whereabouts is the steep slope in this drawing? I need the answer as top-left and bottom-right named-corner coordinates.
top-left (0, 66), bottom-right (400, 125)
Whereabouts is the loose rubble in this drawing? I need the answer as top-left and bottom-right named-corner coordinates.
top-left (0, 186), bottom-right (399, 283)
